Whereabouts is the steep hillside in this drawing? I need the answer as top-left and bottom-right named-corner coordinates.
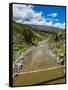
top-left (12, 21), bottom-right (65, 61)
top-left (12, 21), bottom-right (48, 60)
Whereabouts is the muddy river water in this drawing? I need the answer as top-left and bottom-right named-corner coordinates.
top-left (13, 40), bottom-right (65, 86)
top-left (22, 40), bottom-right (61, 72)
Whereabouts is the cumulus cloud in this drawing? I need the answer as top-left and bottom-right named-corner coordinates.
top-left (13, 4), bottom-right (34, 23)
top-left (13, 4), bottom-right (65, 29)
top-left (13, 4), bottom-right (43, 23)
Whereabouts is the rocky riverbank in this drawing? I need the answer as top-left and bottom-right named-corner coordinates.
top-left (13, 46), bottom-right (36, 80)
top-left (13, 40), bottom-right (64, 80)
top-left (13, 40), bottom-right (54, 80)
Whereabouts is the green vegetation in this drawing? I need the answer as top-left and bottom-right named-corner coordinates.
top-left (12, 21), bottom-right (65, 63)
top-left (48, 30), bottom-right (65, 61)
top-left (12, 21), bottom-right (65, 62)
top-left (13, 21), bottom-right (47, 61)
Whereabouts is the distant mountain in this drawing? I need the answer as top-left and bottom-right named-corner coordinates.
top-left (30, 25), bottom-right (64, 33)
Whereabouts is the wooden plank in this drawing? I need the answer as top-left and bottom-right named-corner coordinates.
top-left (13, 65), bottom-right (65, 86)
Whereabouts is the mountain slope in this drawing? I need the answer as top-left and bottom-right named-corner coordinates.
top-left (12, 21), bottom-right (65, 61)
top-left (31, 25), bottom-right (64, 33)
top-left (12, 21), bottom-right (47, 60)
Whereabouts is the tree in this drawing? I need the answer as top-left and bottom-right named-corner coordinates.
top-left (23, 27), bottom-right (34, 44)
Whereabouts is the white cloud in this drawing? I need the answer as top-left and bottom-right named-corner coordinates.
top-left (13, 4), bottom-right (65, 29)
top-left (53, 22), bottom-right (65, 29)
top-left (13, 4), bottom-right (34, 23)
top-left (13, 4), bottom-right (43, 23)
top-left (47, 13), bottom-right (58, 17)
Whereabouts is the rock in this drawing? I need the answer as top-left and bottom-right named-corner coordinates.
top-left (56, 55), bottom-right (64, 65)
top-left (13, 72), bottom-right (17, 80)
top-left (60, 58), bottom-right (64, 65)
top-left (13, 45), bottom-right (36, 80)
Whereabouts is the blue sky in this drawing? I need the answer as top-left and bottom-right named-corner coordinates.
top-left (13, 4), bottom-right (66, 29)
top-left (33, 5), bottom-right (65, 24)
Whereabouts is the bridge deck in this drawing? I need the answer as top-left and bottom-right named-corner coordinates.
top-left (13, 65), bottom-right (65, 86)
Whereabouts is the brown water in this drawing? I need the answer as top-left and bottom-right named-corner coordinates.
top-left (22, 40), bottom-right (59, 72)
top-left (13, 40), bottom-right (65, 86)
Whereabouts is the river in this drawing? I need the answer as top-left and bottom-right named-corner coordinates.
top-left (13, 40), bottom-right (65, 86)
top-left (22, 40), bottom-right (59, 72)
